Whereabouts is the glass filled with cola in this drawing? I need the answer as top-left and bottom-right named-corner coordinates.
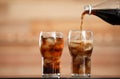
top-left (39, 32), bottom-right (64, 78)
top-left (68, 30), bottom-right (93, 77)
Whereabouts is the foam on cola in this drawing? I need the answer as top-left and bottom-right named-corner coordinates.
top-left (40, 36), bottom-right (64, 74)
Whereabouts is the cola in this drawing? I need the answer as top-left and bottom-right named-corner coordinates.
top-left (40, 37), bottom-right (64, 74)
top-left (68, 40), bottom-right (93, 76)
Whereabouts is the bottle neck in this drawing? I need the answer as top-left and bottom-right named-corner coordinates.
top-left (84, 5), bottom-right (92, 15)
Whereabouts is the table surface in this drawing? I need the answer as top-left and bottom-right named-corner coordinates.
top-left (0, 75), bottom-right (120, 79)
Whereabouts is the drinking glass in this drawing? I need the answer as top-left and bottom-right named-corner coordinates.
top-left (39, 32), bottom-right (64, 78)
top-left (68, 30), bottom-right (93, 77)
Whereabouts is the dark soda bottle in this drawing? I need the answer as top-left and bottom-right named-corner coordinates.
top-left (84, 0), bottom-right (120, 25)
top-left (84, 9), bottom-right (120, 25)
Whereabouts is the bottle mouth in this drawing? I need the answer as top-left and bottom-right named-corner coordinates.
top-left (84, 4), bottom-right (92, 14)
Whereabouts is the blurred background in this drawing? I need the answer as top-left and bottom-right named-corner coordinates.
top-left (0, 0), bottom-right (120, 77)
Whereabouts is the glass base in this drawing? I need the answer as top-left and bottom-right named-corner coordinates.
top-left (42, 73), bottom-right (60, 78)
top-left (72, 74), bottom-right (91, 78)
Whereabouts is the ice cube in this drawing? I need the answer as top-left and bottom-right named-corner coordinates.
top-left (78, 41), bottom-right (85, 50)
top-left (84, 41), bottom-right (93, 51)
top-left (41, 43), bottom-right (50, 51)
top-left (44, 58), bottom-right (52, 64)
top-left (70, 41), bottom-right (80, 48)
top-left (41, 37), bottom-right (55, 50)
top-left (46, 37), bottom-right (55, 45)
top-left (43, 51), bottom-right (52, 58)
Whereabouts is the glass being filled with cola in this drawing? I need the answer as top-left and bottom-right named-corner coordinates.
top-left (68, 30), bottom-right (93, 77)
top-left (39, 32), bottom-right (64, 78)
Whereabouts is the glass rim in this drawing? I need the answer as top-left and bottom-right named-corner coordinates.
top-left (68, 30), bottom-right (94, 41)
top-left (39, 31), bottom-right (64, 38)
top-left (69, 30), bottom-right (93, 33)
top-left (40, 31), bottom-right (63, 34)
top-left (69, 30), bottom-right (93, 36)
